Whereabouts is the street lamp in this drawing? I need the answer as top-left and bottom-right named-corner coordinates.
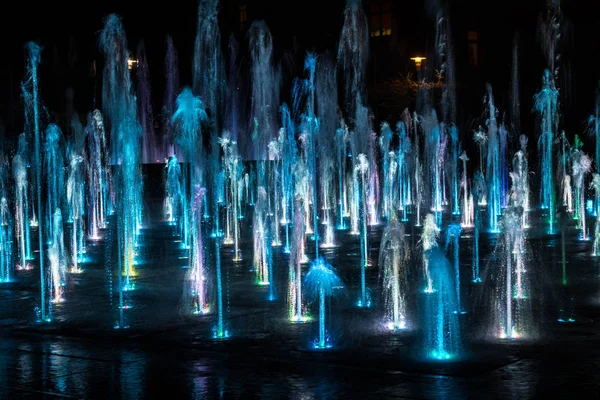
top-left (127, 57), bottom-right (138, 70)
top-left (410, 56), bottom-right (426, 69)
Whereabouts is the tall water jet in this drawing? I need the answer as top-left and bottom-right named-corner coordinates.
top-left (212, 217), bottom-right (228, 338)
top-left (379, 123), bottom-right (394, 220)
top-left (193, 0), bottom-right (224, 241)
top-left (593, 213), bottom-right (600, 258)
top-left (289, 195), bottom-right (307, 323)
top-left (337, 0), bottom-right (368, 125)
top-left (367, 129), bottom-right (380, 226)
top-left (421, 213), bottom-right (440, 293)
top-left (445, 223), bottom-right (464, 313)
top-left (571, 146), bottom-right (592, 240)
top-left (280, 104), bottom-right (297, 252)
top-left (511, 34), bottom-right (521, 137)
top-left (186, 186), bottom-right (209, 315)
top-left (511, 135), bottom-right (530, 228)
top-left (164, 155), bottom-right (182, 224)
top-left (193, 0), bottom-right (223, 122)
top-left (355, 154), bottom-right (370, 307)
top-left (163, 36), bottom-right (179, 156)
top-left (413, 112), bottom-right (424, 225)
top-left (473, 128), bottom-right (488, 204)
top-left (0, 158), bottom-right (11, 282)
top-left (12, 148), bottom-right (32, 269)
top-left (422, 110), bottom-right (443, 221)
top-left (86, 110), bottom-right (110, 239)
top-left (49, 209), bottom-right (67, 307)
top-left (592, 173), bottom-right (600, 219)
top-left (249, 20), bottom-right (279, 162)
top-left (494, 206), bottom-right (531, 339)
top-left (66, 153), bottom-right (85, 273)
top-left (315, 53), bottom-right (338, 247)
top-left (220, 134), bottom-right (242, 262)
top-left (422, 247), bottom-right (462, 360)
top-left (459, 151), bottom-right (473, 227)
top-left (24, 42), bottom-right (47, 321)
top-left (100, 14), bottom-right (144, 297)
top-left (397, 120), bottom-right (412, 222)
top-left (225, 35), bottom-right (241, 144)
top-left (44, 124), bottom-right (65, 241)
top-left (449, 125), bottom-right (460, 215)
top-left (379, 215), bottom-right (409, 330)
top-left (172, 88), bottom-right (207, 249)
top-left (484, 85), bottom-right (501, 233)
top-left (253, 187), bottom-right (270, 285)
top-left (534, 70), bottom-right (558, 233)
top-left (304, 257), bottom-right (344, 349)
top-left (293, 161), bottom-right (310, 264)
top-left (336, 124), bottom-right (349, 230)
top-left (268, 137), bottom-right (282, 247)
top-left (136, 41), bottom-right (156, 163)
top-left (472, 172), bottom-right (485, 283)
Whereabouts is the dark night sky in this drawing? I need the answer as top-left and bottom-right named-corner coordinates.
top-left (0, 0), bottom-right (599, 144)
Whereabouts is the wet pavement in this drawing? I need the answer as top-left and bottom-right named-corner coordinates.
top-left (2, 196), bottom-right (600, 399)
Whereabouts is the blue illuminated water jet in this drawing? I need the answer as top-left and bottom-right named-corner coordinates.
top-left (304, 257), bottom-right (344, 349)
top-left (422, 247), bottom-right (462, 360)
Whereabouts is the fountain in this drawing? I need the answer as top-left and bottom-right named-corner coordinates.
top-left (304, 257), bottom-right (344, 349)
top-left (571, 140), bottom-right (591, 240)
top-left (459, 151), bottom-right (473, 227)
top-left (253, 187), bottom-right (270, 286)
top-left (379, 215), bottom-right (409, 330)
top-left (86, 110), bottom-right (110, 239)
top-left (511, 135), bottom-right (530, 228)
top-left (534, 70), bottom-right (558, 233)
top-left (0, 158), bottom-right (11, 282)
top-left (355, 154), bottom-right (370, 307)
top-left (186, 186), bottom-right (209, 315)
top-left (49, 209), bottom-right (67, 309)
top-left (484, 85), bottom-right (502, 233)
top-left (492, 206), bottom-right (532, 339)
top-left (422, 246), bottom-right (462, 360)
top-left (100, 15), bottom-right (144, 323)
top-left (172, 87), bottom-right (207, 249)
top-left (66, 153), bottom-right (85, 273)
top-left (421, 213), bottom-right (440, 293)
top-left (289, 195), bottom-right (308, 323)
top-left (164, 155), bottom-right (182, 225)
top-left (472, 171), bottom-right (486, 283)
top-left (445, 223), bottom-right (464, 313)
top-left (12, 149), bottom-right (32, 270)
top-left (23, 42), bottom-right (47, 321)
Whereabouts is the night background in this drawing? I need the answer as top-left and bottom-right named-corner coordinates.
top-left (2, 1), bottom-right (600, 398)
top-left (1, 0), bottom-right (599, 142)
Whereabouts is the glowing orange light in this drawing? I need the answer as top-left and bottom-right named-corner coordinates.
top-left (410, 57), bottom-right (426, 67)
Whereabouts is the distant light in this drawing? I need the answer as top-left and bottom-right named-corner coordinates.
top-left (127, 58), bottom-right (138, 70)
top-left (586, 199), bottom-right (594, 211)
top-left (410, 56), bottom-right (426, 68)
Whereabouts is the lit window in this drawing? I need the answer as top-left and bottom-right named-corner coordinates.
top-left (468, 30), bottom-right (478, 66)
top-left (240, 5), bottom-right (247, 31)
top-left (369, 1), bottom-right (392, 37)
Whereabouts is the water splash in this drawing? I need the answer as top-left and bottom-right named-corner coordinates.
top-left (23, 42), bottom-right (47, 321)
top-left (289, 195), bottom-right (308, 323)
top-left (379, 215), bottom-right (409, 330)
top-left (304, 257), bottom-right (344, 349)
top-left (421, 213), bottom-right (439, 293)
top-left (354, 154), bottom-right (370, 307)
top-left (533, 70), bottom-right (558, 232)
top-left (422, 247), bottom-right (462, 360)
top-left (187, 186), bottom-right (209, 315)
top-left (445, 223), bottom-right (464, 313)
